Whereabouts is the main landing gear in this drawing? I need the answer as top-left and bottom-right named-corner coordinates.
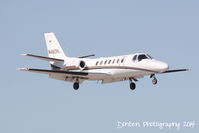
top-left (73, 82), bottom-right (79, 90)
top-left (150, 74), bottom-right (157, 85)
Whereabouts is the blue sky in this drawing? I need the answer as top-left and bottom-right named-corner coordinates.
top-left (0, 0), bottom-right (199, 132)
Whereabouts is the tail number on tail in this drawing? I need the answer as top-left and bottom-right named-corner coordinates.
top-left (48, 49), bottom-right (60, 54)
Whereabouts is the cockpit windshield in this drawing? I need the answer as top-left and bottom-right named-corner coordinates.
top-left (146, 54), bottom-right (153, 59)
top-left (132, 54), bottom-right (153, 62)
top-left (138, 54), bottom-right (148, 61)
top-left (137, 54), bottom-right (153, 61)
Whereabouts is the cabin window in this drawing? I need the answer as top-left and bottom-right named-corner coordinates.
top-left (117, 59), bottom-right (120, 63)
top-left (132, 55), bottom-right (137, 61)
top-left (121, 58), bottom-right (124, 63)
top-left (112, 59), bottom-right (115, 64)
top-left (108, 60), bottom-right (111, 64)
top-left (96, 61), bottom-right (99, 65)
top-left (104, 60), bottom-right (107, 65)
top-left (100, 61), bottom-right (103, 65)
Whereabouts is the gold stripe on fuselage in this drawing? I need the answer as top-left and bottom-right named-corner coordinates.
top-left (61, 65), bottom-right (158, 73)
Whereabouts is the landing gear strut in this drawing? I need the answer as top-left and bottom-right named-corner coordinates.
top-left (73, 82), bottom-right (79, 90)
top-left (129, 78), bottom-right (136, 90)
top-left (150, 74), bottom-right (157, 85)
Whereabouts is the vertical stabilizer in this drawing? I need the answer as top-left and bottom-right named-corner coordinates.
top-left (44, 32), bottom-right (67, 59)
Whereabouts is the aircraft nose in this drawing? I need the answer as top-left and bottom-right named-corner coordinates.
top-left (158, 62), bottom-right (169, 72)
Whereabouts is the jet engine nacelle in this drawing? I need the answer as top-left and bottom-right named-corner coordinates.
top-left (78, 60), bottom-right (86, 70)
top-left (64, 59), bottom-right (87, 71)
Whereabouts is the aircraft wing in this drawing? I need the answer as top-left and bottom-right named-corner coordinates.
top-left (162, 69), bottom-right (190, 74)
top-left (22, 54), bottom-right (64, 62)
top-left (18, 68), bottom-right (88, 76)
top-left (18, 68), bottom-right (111, 77)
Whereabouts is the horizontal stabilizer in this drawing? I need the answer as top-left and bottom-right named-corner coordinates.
top-left (78, 54), bottom-right (95, 58)
top-left (22, 54), bottom-right (64, 62)
top-left (18, 68), bottom-right (88, 76)
top-left (162, 69), bottom-right (190, 74)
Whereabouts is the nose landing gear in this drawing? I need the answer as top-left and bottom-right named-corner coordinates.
top-left (152, 77), bottom-right (157, 85)
top-left (130, 82), bottom-right (136, 90)
top-left (129, 78), bottom-right (137, 90)
top-left (150, 74), bottom-right (157, 85)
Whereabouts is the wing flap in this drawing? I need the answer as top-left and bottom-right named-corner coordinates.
top-left (18, 68), bottom-right (88, 76)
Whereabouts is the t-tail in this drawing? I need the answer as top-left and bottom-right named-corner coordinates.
top-left (44, 32), bottom-right (67, 59)
top-left (44, 32), bottom-right (67, 68)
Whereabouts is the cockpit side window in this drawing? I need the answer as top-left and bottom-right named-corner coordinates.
top-left (132, 55), bottom-right (137, 61)
top-left (138, 54), bottom-right (148, 61)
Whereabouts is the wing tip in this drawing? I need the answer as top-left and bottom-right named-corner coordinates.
top-left (17, 68), bottom-right (29, 71)
top-left (21, 54), bottom-right (28, 56)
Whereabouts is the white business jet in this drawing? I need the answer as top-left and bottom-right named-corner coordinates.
top-left (18, 32), bottom-right (189, 90)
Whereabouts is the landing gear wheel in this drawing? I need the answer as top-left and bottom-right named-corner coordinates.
top-left (130, 82), bottom-right (136, 90)
top-left (73, 82), bottom-right (79, 90)
top-left (152, 77), bottom-right (157, 85)
top-left (150, 74), bottom-right (157, 85)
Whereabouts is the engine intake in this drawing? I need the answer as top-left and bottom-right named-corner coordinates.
top-left (79, 60), bottom-right (86, 70)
